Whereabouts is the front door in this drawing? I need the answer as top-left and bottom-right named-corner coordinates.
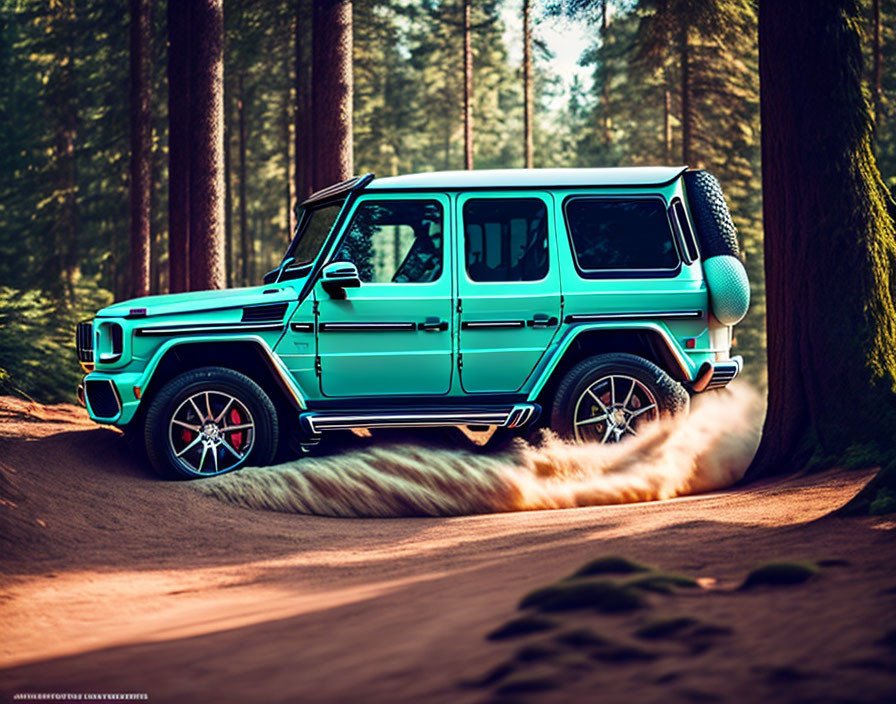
top-left (456, 192), bottom-right (562, 393)
top-left (316, 194), bottom-right (453, 398)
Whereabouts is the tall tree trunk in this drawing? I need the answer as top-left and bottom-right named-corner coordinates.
top-left (238, 72), bottom-right (250, 286)
top-left (600, 0), bottom-right (610, 145)
top-left (129, 0), bottom-right (152, 299)
top-left (295, 0), bottom-right (313, 202)
top-left (872, 0), bottom-right (883, 125)
top-left (167, 0), bottom-right (190, 293)
top-left (49, 0), bottom-right (79, 300)
top-left (312, 0), bottom-right (353, 191)
top-left (283, 27), bottom-right (294, 240)
top-left (679, 24), bottom-right (691, 165)
top-left (745, 0), bottom-right (896, 482)
top-left (224, 79), bottom-right (234, 288)
top-left (187, 0), bottom-right (226, 291)
top-left (522, 0), bottom-right (533, 168)
top-left (664, 81), bottom-right (672, 162)
top-left (463, 0), bottom-right (473, 170)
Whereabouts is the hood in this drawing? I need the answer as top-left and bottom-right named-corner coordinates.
top-left (96, 284), bottom-right (300, 319)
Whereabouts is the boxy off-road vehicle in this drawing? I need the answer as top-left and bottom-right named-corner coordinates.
top-left (76, 167), bottom-right (749, 478)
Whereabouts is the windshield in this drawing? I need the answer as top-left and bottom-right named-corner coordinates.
top-left (286, 200), bottom-right (345, 266)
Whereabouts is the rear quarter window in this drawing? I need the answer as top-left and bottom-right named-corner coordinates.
top-left (564, 197), bottom-right (680, 276)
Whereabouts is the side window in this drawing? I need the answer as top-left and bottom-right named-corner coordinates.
top-left (336, 200), bottom-right (443, 284)
top-left (463, 198), bottom-right (548, 282)
top-left (564, 198), bottom-right (680, 273)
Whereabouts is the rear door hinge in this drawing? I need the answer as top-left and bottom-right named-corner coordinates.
top-left (315, 356), bottom-right (321, 376)
top-left (457, 353), bottom-right (463, 371)
top-left (456, 298), bottom-right (462, 314)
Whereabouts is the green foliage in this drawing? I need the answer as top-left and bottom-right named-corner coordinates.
top-left (519, 579), bottom-right (646, 613)
top-left (739, 561), bottom-right (819, 590)
top-left (572, 555), bottom-right (651, 577)
top-left (487, 614), bottom-right (558, 640)
top-left (0, 282), bottom-right (112, 403)
top-left (625, 572), bottom-right (698, 593)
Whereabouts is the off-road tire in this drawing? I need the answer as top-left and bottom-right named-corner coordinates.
top-left (144, 366), bottom-right (279, 479)
top-left (550, 353), bottom-right (688, 442)
top-left (682, 170), bottom-right (740, 259)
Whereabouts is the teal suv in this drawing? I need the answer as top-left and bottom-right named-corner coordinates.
top-left (76, 167), bottom-right (750, 478)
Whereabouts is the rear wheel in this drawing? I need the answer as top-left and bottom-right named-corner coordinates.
top-left (144, 366), bottom-right (279, 479)
top-left (550, 353), bottom-right (688, 444)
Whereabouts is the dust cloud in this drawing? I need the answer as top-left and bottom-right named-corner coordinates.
top-left (196, 384), bottom-right (763, 518)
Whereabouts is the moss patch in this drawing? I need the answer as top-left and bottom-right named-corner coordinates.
top-left (519, 579), bottom-right (646, 613)
top-left (740, 562), bottom-right (819, 589)
top-left (626, 573), bottom-right (699, 594)
top-left (487, 615), bottom-right (557, 641)
top-left (572, 556), bottom-right (651, 578)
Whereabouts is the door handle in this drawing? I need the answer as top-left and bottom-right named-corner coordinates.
top-left (528, 314), bottom-right (558, 328)
top-left (419, 317), bottom-right (448, 332)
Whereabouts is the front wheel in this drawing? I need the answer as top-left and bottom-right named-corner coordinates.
top-left (550, 353), bottom-right (688, 444)
top-left (144, 366), bottom-right (279, 479)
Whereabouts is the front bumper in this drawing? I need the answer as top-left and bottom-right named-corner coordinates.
top-left (78, 371), bottom-right (143, 425)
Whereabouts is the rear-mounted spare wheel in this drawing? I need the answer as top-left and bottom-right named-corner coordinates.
top-left (683, 170), bottom-right (750, 326)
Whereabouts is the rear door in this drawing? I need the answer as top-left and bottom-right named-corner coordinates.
top-left (456, 192), bottom-right (561, 393)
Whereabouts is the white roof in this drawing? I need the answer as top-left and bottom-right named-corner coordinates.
top-left (366, 167), bottom-right (687, 191)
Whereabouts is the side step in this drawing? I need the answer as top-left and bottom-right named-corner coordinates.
top-left (299, 403), bottom-right (540, 435)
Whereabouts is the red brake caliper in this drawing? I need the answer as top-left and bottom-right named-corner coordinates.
top-left (230, 408), bottom-right (243, 450)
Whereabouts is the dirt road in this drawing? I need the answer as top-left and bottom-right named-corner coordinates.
top-left (1, 397), bottom-right (894, 703)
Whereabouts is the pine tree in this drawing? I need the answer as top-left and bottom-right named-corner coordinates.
top-left (746, 0), bottom-right (896, 485)
top-left (129, 0), bottom-right (152, 299)
top-left (312, 0), bottom-right (353, 190)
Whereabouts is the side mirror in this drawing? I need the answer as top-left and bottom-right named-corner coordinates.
top-left (320, 261), bottom-right (361, 298)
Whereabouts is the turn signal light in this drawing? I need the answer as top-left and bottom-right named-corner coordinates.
top-left (133, 386), bottom-right (142, 399)
top-left (685, 338), bottom-right (697, 349)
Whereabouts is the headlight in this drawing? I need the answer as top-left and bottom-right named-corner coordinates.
top-left (96, 322), bottom-right (124, 363)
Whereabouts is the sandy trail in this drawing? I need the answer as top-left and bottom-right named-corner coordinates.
top-left (1, 396), bottom-right (894, 704)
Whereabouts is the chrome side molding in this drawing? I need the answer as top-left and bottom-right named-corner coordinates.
top-left (299, 403), bottom-right (540, 435)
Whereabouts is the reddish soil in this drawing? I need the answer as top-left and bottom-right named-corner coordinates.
top-left (1, 396), bottom-right (894, 703)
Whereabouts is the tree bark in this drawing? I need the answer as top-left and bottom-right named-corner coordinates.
top-left (679, 24), bottom-right (691, 165)
top-left (522, 0), bottom-right (533, 168)
top-left (224, 77), bottom-right (234, 289)
top-left (872, 0), bottom-right (883, 124)
top-left (167, 0), bottom-right (190, 293)
top-left (238, 71), bottom-right (250, 286)
top-left (463, 0), bottom-right (473, 170)
top-left (600, 0), bottom-right (610, 145)
top-left (48, 0), bottom-right (79, 300)
top-left (295, 0), bottom-right (313, 202)
top-left (283, 26), bottom-right (294, 240)
top-left (745, 0), bottom-right (896, 481)
top-left (664, 84), bottom-right (672, 162)
top-left (187, 0), bottom-right (226, 291)
top-left (129, 0), bottom-right (152, 299)
top-left (312, 0), bottom-right (353, 191)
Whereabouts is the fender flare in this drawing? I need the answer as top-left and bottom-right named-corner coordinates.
top-left (526, 322), bottom-right (696, 401)
top-left (136, 335), bottom-right (307, 410)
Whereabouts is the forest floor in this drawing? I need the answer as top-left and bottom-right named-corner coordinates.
top-left (0, 396), bottom-right (895, 704)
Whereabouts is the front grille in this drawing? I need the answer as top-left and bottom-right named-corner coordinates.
top-left (241, 303), bottom-right (288, 323)
top-left (76, 321), bottom-right (94, 364)
top-left (84, 379), bottom-right (121, 418)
